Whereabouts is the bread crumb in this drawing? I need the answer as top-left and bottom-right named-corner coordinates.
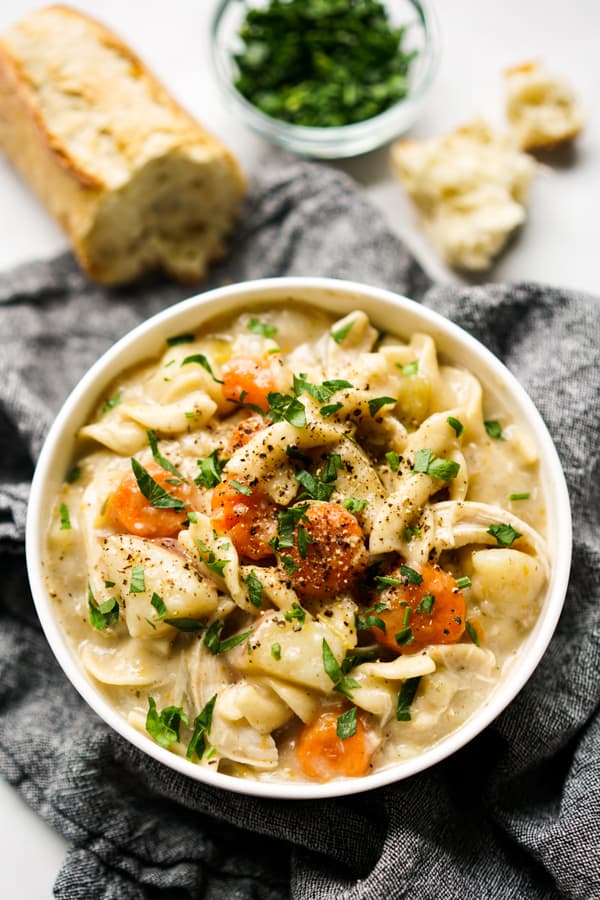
top-left (505, 60), bottom-right (584, 151)
top-left (391, 121), bottom-right (536, 271)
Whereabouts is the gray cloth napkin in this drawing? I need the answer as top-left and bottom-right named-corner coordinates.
top-left (0, 159), bottom-right (598, 900)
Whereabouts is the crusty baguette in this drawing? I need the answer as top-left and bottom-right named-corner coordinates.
top-left (0, 5), bottom-right (246, 285)
top-left (391, 121), bottom-right (536, 271)
top-left (505, 60), bottom-right (584, 151)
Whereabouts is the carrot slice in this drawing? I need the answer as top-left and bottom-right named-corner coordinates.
top-left (226, 414), bottom-right (267, 455)
top-left (106, 462), bottom-right (194, 538)
top-left (285, 501), bottom-right (368, 598)
top-left (211, 477), bottom-right (277, 560)
top-left (221, 355), bottom-right (280, 413)
top-left (369, 562), bottom-right (466, 654)
top-left (296, 709), bottom-right (374, 780)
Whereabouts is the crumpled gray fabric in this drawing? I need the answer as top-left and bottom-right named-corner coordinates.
top-left (0, 159), bottom-right (598, 900)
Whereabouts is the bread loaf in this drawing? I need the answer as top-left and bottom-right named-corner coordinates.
top-left (391, 121), bottom-right (536, 271)
top-left (0, 5), bottom-right (246, 285)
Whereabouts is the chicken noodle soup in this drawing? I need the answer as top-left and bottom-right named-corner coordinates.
top-left (45, 304), bottom-right (548, 782)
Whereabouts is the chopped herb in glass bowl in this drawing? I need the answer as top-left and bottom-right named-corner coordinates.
top-left (211, 0), bottom-right (440, 158)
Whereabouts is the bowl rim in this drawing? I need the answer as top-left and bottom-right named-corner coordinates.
top-left (26, 276), bottom-right (572, 800)
top-left (210, 0), bottom-right (441, 156)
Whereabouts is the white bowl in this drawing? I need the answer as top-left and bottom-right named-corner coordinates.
top-left (26, 277), bottom-right (571, 799)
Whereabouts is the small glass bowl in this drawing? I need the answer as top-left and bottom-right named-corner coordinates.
top-left (211, 0), bottom-right (441, 159)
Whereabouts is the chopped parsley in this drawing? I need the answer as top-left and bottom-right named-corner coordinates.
top-left (412, 448), bottom-right (460, 481)
top-left (181, 354), bottom-right (224, 384)
top-left (336, 706), bottom-right (358, 740)
top-left (163, 617), bottom-right (207, 632)
top-left (195, 449), bottom-right (228, 488)
top-left (296, 469), bottom-right (335, 502)
top-left (87, 585), bottom-right (119, 631)
top-left (455, 576), bottom-right (472, 590)
top-left (147, 430), bottom-right (185, 480)
top-left (331, 321), bottom-right (354, 344)
top-left (399, 360), bottom-right (419, 377)
top-left (400, 564), bottom-right (423, 585)
top-left (385, 451), bottom-right (401, 472)
top-left (322, 638), bottom-right (359, 699)
top-left (197, 540), bottom-right (228, 578)
top-left (150, 592), bottom-right (167, 620)
top-left (487, 523), bottom-right (522, 547)
top-left (403, 524), bottom-right (422, 542)
top-left (203, 620), bottom-right (252, 655)
top-left (356, 601), bottom-right (388, 632)
top-left (244, 570), bottom-right (263, 608)
top-left (66, 465), bottom-right (82, 483)
top-left (341, 497), bottom-right (368, 514)
top-left (266, 391), bottom-right (307, 428)
top-left (416, 593), bottom-right (435, 614)
top-left (272, 504), bottom-right (310, 551)
top-left (280, 554), bottom-right (299, 575)
top-left (146, 697), bottom-right (188, 748)
top-left (186, 694), bottom-right (217, 760)
top-left (284, 602), bottom-right (306, 627)
top-left (59, 502), bottom-right (71, 530)
top-left (130, 566), bottom-right (146, 594)
top-left (248, 318), bottom-right (277, 339)
top-left (510, 492), bottom-right (530, 501)
top-left (368, 396), bottom-right (396, 417)
top-left (447, 416), bottom-right (465, 437)
top-left (396, 676), bottom-right (421, 721)
top-left (101, 393), bottom-right (121, 415)
top-left (285, 445), bottom-right (312, 466)
top-left (296, 524), bottom-right (313, 559)
top-left (271, 642), bottom-right (282, 661)
top-left (166, 333), bottom-right (195, 346)
top-left (320, 402), bottom-right (343, 418)
top-left (293, 373), bottom-right (353, 404)
top-left (394, 626), bottom-right (414, 647)
top-left (484, 420), bottom-right (505, 440)
top-left (465, 620), bottom-right (480, 646)
top-left (131, 458), bottom-right (186, 509)
top-left (230, 480), bottom-right (252, 496)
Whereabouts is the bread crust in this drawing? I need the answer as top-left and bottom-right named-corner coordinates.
top-left (0, 5), bottom-right (246, 285)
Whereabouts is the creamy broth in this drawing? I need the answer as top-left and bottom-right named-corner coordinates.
top-left (45, 304), bottom-right (548, 782)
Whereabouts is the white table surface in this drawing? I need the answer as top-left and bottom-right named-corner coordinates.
top-left (0, 1), bottom-right (598, 896)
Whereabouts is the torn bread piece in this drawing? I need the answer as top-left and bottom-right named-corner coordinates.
top-left (391, 121), bottom-right (536, 271)
top-left (0, 5), bottom-right (246, 286)
top-left (505, 61), bottom-right (584, 151)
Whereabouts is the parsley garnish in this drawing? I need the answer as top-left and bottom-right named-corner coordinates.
top-left (163, 617), bottom-right (206, 632)
top-left (293, 374), bottom-right (353, 403)
top-left (416, 593), bottom-right (435, 614)
top-left (399, 360), bottom-right (418, 376)
top-left (147, 430), bottom-right (185, 480)
top-left (403, 525), bottom-right (422, 542)
top-left (87, 585), bottom-right (119, 631)
top-left (322, 453), bottom-right (342, 483)
top-left (146, 697), bottom-right (188, 748)
top-left (375, 575), bottom-right (403, 592)
top-left (356, 601), bottom-right (388, 632)
top-left (341, 497), bottom-right (368, 514)
top-left (368, 396), bottom-right (396, 417)
top-left (341, 648), bottom-right (378, 673)
top-left (386, 451), bottom-right (401, 472)
top-left (150, 592), bottom-right (167, 620)
top-left (203, 620), bottom-right (252, 655)
top-left (396, 676), bottom-right (421, 721)
top-left (59, 502), bottom-right (71, 530)
top-left (447, 416), bottom-right (465, 437)
top-left (465, 620), bottom-right (480, 646)
top-left (248, 318), bottom-right (277, 338)
top-left (484, 420), bottom-right (505, 440)
top-left (296, 524), bottom-right (313, 559)
top-left (101, 393), bottom-right (121, 414)
top-left (331, 321), bottom-right (354, 344)
top-left (510, 492), bottom-right (530, 501)
top-left (272, 504), bottom-right (310, 550)
top-left (130, 566), bottom-right (146, 594)
top-left (284, 601), bottom-right (306, 627)
top-left (412, 448), bottom-right (460, 481)
top-left (181, 354), bottom-right (224, 384)
top-left (167, 333), bottom-right (195, 346)
top-left (266, 391), bottom-right (306, 428)
top-left (336, 706), bottom-right (358, 740)
top-left (66, 465), bottom-right (81, 483)
top-left (197, 540), bottom-right (228, 577)
top-left (230, 480), bottom-right (252, 496)
top-left (195, 449), bottom-right (228, 489)
top-left (280, 554), bottom-right (299, 575)
top-left (271, 642), bottom-right (282, 660)
top-left (285, 445), bottom-right (312, 466)
top-left (401, 565), bottom-right (423, 585)
top-left (487, 523), bottom-right (522, 547)
top-left (395, 626), bottom-right (414, 647)
top-left (244, 571), bottom-right (263, 608)
top-left (322, 639), bottom-right (359, 699)
top-left (455, 576), bottom-right (472, 590)
top-left (131, 458), bottom-right (185, 509)
top-left (320, 402), bottom-right (343, 418)
top-left (296, 469), bottom-right (335, 502)
top-left (186, 694), bottom-right (216, 760)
